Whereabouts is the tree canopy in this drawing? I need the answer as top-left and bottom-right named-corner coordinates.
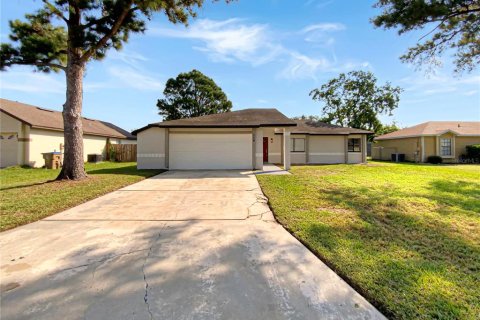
top-left (157, 69), bottom-right (233, 120)
top-left (0, 0), bottom-right (222, 180)
top-left (372, 0), bottom-right (480, 73)
top-left (1, 0), bottom-right (210, 72)
top-left (310, 70), bottom-right (402, 135)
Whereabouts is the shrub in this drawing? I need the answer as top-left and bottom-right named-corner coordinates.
top-left (427, 155), bottom-right (442, 164)
top-left (466, 144), bottom-right (480, 159)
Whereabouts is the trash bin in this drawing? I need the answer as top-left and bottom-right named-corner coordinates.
top-left (87, 154), bottom-right (103, 163)
top-left (42, 152), bottom-right (62, 169)
top-left (391, 153), bottom-right (405, 162)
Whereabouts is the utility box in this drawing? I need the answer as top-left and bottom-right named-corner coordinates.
top-left (391, 153), bottom-right (406, 162)
top-left (87, 154), bottom-right (103, 163)
top-left (42, 152), bottom-right (62, 169)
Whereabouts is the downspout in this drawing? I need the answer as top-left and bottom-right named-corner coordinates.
top-left (421, 136), bottom-right (425, 162)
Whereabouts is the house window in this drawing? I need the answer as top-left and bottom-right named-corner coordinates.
top-left (348, 138), bottom-right (361, 152)
top-left (440, 138), bottom-right (452, 156)
top-left (290, 138), bottom-right (305, 152)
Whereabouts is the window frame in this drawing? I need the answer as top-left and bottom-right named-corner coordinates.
top-left (290, 138), bottom-right (305, 153)
top-left (348, 138), bottom-right (361, 153)
top-left (440, 138), bottom-right (453, 157)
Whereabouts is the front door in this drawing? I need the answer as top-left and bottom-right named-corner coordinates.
top-left (263, 137), bottom-right (268, 162)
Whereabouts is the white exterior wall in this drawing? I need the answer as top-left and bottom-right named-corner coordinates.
top-left (308, 135), bottom-right (345, 164)
top-left (137, 127), bottom-right (166, 169)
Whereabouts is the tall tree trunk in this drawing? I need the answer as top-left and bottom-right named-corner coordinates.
top-left (56, 58), bottom-right (87, 180)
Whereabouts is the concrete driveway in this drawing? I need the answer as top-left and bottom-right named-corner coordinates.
top-left (0, 170), bottom-right (385, 320)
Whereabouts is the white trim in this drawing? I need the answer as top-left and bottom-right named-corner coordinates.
top-left (268, 152), bottom-right (281, 156)
top-left (439, 137), bottom-right (454, 157)
top-left (138, 153), bottom-right (165, 158)
top-left (255, 153), bottom-right (263, 157)
top-left (310, 152), bottom-right (344, 156)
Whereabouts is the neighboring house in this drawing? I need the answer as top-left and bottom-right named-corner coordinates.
top-left (0, 99), bottom-right (136, 168)
top-left (132, 109), bottom-right (370, 170)
top-left (373, 121), bottom-right (480, 162)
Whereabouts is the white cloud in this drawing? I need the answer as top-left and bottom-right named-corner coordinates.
top-left (400, 73), bottom-right (480, 96)
top-left (150, 19), bottom-right (280, 65)
top-left (301, 23), bottom-right (345, 46)
top-left (106, 66), bottom-right (164, 91)
top-left (151, 18), bottom-right (368, 80)
top-left (463, 90), bottom-right (478, 96)
top-left (301, 23), bottom-right (345, 33)
top-left (279, 52), bottom-right (370, 80)
top-left (0, 70), bottom-right (65, 93)
top-left (108, 50), bottom-right (148, 68)
top-left (279, 52), bottom-right (330, 80)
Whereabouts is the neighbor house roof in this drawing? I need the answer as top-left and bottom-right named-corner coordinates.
top-left (132, 108), bottom-right (297, 134)
top-left (375, 121), bottom-right (480, 140)
top-left (283, 120), bottom-right (371, 135)
top-left (0, 98), bottom-right (133, 139)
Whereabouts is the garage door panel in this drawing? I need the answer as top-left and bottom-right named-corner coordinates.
top-left (169, 133), bottom-right (252, 170)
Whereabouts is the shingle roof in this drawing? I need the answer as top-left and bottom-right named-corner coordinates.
top-left (0, 99), bottom-right (131, 139)
top-left (288, 120), bottom-right (371, 135)
top-left (100, 121), bottom-right (136, 140)
top-left (132, 108), bottom-right (297, 134)
top-left (375, 121), bottom-right (480, 140)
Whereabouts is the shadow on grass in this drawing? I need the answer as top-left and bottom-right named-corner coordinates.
top-left (86, 165), bottom-right (165, 177)
top-left (0, 166), bottom-right (164, 191)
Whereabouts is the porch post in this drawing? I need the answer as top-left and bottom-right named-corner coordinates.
top-left (283, 128), bottom-right (291, 170)
top-left (254, 128), bottom-right (263, 170)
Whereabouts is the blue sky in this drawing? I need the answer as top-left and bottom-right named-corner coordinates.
top-left (1, 0), bottom-right (479, 132)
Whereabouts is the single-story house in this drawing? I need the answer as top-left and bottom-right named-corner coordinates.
top-left (0, 98), bottom-right (136, 168)
top-left (132, 109), bottom-right (370, 170)
top-left (373, 121), bottom-right (480, 162)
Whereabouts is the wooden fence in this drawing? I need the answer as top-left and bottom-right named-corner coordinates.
top-left (109, 144), bottom-right (137, 162)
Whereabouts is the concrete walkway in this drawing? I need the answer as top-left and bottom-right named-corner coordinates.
top-left (254, 164), bottom-right (291, 175)
top-left (0, 170), bottom-right (385, 320)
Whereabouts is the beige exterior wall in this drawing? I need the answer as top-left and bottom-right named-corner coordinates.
top-left (374, 134), bottom-right (480, 163)
top-left (373, 137), bottom-right (420, 162)
top-left (272, 133), bottom-right (368, 165)
top-left (308, 135), bottom-right (345, 164)
top-left (28, 128), bottom-right (109, 167)
top-left (137, 127), bottom-right (166, 169)
top-left (0, 112), bottom-right (26, 167)
top-left (455, 136), bottom-right (480, 158)
top-left (423, 136), bottom-right (436, 159)
top-left (290, 134), bottom-right (306, 164)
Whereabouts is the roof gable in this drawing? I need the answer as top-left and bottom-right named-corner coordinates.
top-left (375, 121), bottom-right (480, 140)
top-left (0, 99), bottom-right (132, 139)
top-left (132, 108), bottom-right (297, 134)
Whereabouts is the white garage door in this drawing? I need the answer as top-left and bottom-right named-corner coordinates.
top-left (169, 133), bottom-right (253, 170)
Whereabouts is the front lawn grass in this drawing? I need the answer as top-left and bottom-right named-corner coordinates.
top-left (0, 162), bottom-right (164, 231)
top-left (257, 162), bottom-right (480, 320)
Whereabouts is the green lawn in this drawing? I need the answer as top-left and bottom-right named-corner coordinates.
top-left (0, 162), bottom-right (164, 231)
top-left (257, 162), bottom-right (480, 320)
